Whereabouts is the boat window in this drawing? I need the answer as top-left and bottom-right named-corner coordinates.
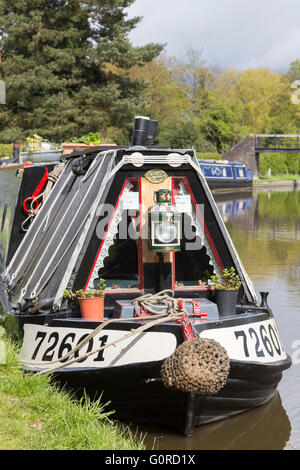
top-left (86, 179), bottom-right (142, 292)
top-left (172, 178), bottom-right (223, 290)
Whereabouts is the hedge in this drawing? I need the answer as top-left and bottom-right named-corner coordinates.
top-left (0, 144), bottom-right (13, 159)
top-left (196, 152), bottom-right (221, 160)
top-left (259, 153), bottom-right (300, 176)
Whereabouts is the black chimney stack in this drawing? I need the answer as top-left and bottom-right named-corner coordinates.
top-left (131, 116), bottom-right (158, 146)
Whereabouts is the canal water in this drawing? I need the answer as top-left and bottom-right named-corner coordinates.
top-left (140, 187), bottom-right (300, 450)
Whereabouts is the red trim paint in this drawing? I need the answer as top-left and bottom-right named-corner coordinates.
top-left (183, 177), bottom-right (224, 270)
top-left (171, 177), bottom-right (224, 291)
top-left (84, 178), bottom-right (143, 293)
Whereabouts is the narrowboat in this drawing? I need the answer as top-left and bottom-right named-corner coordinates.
top-left (198, 159), bottom-right (252, 192)
top-left (19, 139), bottom-right (63, 164)
top-left (0, 117), bottom-right (291, 436)
top-left (0, 140), bottom-right (63, 168)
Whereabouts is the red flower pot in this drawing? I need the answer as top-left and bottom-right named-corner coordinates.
top-left (78, 296), bottom-right (104, 321)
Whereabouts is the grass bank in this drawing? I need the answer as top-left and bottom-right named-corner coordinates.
top-left (257, 173), bottom-right (300, 182)
top-left (0, 330), bottom-right (144, 450)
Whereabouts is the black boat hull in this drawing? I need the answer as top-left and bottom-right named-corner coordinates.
top-left (12, 310), bottom-right (292, 436)
top-left (207, 179), bottom-right (252, 193)
top-left (51, 355), bottom-right (291, 436)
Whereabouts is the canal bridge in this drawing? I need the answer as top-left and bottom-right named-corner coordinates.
top-left (223, 134), bottom-right (300, 179)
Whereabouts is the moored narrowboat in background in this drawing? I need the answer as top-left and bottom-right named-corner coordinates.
top-left (198, 159), bottom-right (252, 192)
top-left (0, 140), bottom-right (64, 167)
top-left (0, 117), bottom-right (291, 436)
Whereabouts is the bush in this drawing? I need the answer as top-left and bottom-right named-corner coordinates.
top-left (71, 132), bottom-right (102, 145)
top-left (259, 153), bottom-right (300, 176)
top-left (0, 144), bottom-right (13, 159)
top-left (285, 154), bottom-right (300, 174)
top-left (196, 152), bottom-right (221, 160)
top-left (158, 119), bottom-right (217, 151)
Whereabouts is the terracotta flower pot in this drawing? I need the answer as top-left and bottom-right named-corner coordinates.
top-left (78, 296), bottom-right (104, 320)
top-left (62, 142), bottom-right (97, 155)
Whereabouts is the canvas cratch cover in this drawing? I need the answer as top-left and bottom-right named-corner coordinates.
top-left (3, 150), bottom-right (119, 312)
top-left (2, 148), bottom-right (257, 314)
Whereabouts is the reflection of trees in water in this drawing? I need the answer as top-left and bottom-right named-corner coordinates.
top-left (216, 189), bottom-right (300, 285)
top-left (215, 189), bottom-right (300, 240)
top-left (257, 189), bottom-right (300, 221)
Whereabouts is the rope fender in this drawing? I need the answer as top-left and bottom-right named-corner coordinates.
top-left (160, 337), bottom-right (230, 396)
top-left (133, 290), bottom-right (231, 395)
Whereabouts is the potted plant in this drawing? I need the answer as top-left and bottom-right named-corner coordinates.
top-left (210, 267), bottom-right (242, 317)
top-left (63, 279), bottom-right (106, 321)
top-left (62, 132), bottom-right (102, 155)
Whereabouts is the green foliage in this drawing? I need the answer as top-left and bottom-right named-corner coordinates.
top-left (158, 119), bottom-right (199, 149)
top-left (0, 144), bottom-right (13, 158)
top-left (64, 280), bottom-right (106, 300)
top-left (63, 289), bottom-right (74, 300)
top-left (196, 99), bottom-right (245, 153)
top-left (134, 54), bottom-right (300, 156)
top-left (71, 132), bottom-right (102, 145)
top-left (286, 59), bottom-right (300, 81)
top-left (210, 267), bottom-right (242, 291)
top-left (0, 0), bottom-right (163, 142)
top-left (259, 153), bottom-right (300, 176)
top-left (158, 118), bottom-right (215, 151)
top-left (74, 289), bottom-right (85, 299)
top-left (196, 152), bottom-right (221, 160)
top-left (0, 4), bottom-right (300, 155)
top-left (0, 334), bottom-right (144, 450)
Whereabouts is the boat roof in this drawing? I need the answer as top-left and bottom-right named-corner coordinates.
top-left (2, 147), bottom-right (257, 314)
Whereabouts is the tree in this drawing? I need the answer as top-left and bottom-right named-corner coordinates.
top-left (286, 59), bottom-right (300, 82)
top-left (166, 47), bottom-right (213, 117)
top-left (128, 55), bottom-right (189, 124)
top-left (0, 0), bottom-right (163, 143)
top-left (283, 60), bottom-right (300, 128)
top-left (197, 98), bottom-right (245, 153)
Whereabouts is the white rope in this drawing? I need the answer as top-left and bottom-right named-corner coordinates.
top-left (22, 290), bottom-right (188, 376)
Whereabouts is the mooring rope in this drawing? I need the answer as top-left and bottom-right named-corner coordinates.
top-left (21, 290), bottom-right (189, 376)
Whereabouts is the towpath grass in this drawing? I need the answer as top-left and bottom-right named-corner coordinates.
top-left (257, 173), bottom-right (300, 182)
top-left (0, 330), bottom-right (144, 450)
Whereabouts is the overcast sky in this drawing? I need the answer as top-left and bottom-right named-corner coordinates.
top-left (127, 0), bottom-right (300, 72)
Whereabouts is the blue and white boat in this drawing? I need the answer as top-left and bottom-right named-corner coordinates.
top-left (198, 159), bottom-right (252, 192)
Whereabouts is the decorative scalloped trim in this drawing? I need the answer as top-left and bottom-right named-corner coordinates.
top-left (87, 182), bottom-right (133, 289)
top-left (177, 181), bottom-right (222, 278)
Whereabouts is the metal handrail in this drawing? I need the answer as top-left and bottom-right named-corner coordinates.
top-left (255, 135), bottom-right (300, 151)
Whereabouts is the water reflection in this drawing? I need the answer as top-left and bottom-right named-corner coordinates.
top-left (138, 393), bottom-right (291, 450)
top-left (137, 188), bottom-right (300, 450)
top-left (214, 188), bottom-right (300, 450)
top-left (216, 189), bottom-right (300, 242)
